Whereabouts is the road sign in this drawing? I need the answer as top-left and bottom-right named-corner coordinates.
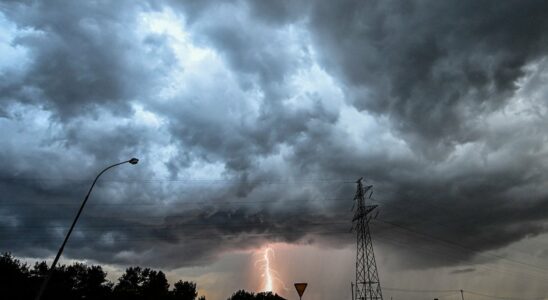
top-left (294, 283), bottom-right (307, 299)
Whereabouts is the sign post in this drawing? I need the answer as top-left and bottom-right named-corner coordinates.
top-left (294, 283), bottom-right (307, 300)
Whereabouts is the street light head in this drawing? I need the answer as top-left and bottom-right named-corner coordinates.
top-left (129, 158), bottom-right (139, 165)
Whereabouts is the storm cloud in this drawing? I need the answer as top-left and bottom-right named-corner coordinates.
top-left (1, 0), bottom-right (548, 274)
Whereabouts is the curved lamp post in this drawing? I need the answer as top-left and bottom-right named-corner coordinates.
top-left (35, 158), bottom-right (139, 300)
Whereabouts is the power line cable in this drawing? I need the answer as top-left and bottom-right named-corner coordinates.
top-left (464, 289), bottom-right (547, 300)
top-left (374, 219), bottom-right (548, 274)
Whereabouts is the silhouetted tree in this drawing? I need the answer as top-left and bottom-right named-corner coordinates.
top-left (228, 289), bottom-right (256, 300)
top-left (0, 252), bottom-right (205, 300)
top-left (256, 291), bottom-right (285, 300)
top-left (0, 253), bottom-right (32, 300)
top-left (172, 280), bottom-right (198, 300)
top-left (113, 266), bottom-right (145, 300)
top-left (227, 290), bottom-right (285, 300)
top-left (113, 266), bottom-right (171, 300)
top-left (69, 263), bottom-right (112, 300)
top-left (26, 259), bottom-right (112, 300)
top-left (39, 265), bottom-right (77, 299)
top-left (142, 268), bottom-right (170, 299)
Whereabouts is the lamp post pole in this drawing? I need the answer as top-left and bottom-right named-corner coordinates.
top-left (34, 158), bottom-right (139, 300)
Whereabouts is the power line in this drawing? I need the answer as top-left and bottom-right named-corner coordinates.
top-left (463, 290), bottom-right (546, 300)
top-left (383, 286), bottom-right (459, 293)
top-left (371, 222), bottom-right (548, 283)
top-left (5, 181), bottom-right (548, 285)
top-left (2, 220), bottom-right (351, 230)
top-left (5, 208), bottom-right (548, 279)
top-left (0, 177), bottom-right (357, 183)
top-left (374, 219), bottom-right (548, 275)
top-left (6, 215), bottom-right (548, 284)
top-left (368, 198), bottom-right (548, 274)
top-left (0, 197), bottom-right (349, 206)
top-left (382, 287), bottom-right (547, 300)
top-left (366, 194), bottom-right (548, 273)
top-left (373, 230), bottom-right (548, 283)
top-left (5, 201), bottom-right (548, 280)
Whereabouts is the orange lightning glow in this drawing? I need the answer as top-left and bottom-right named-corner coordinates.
top-left (263, 247), bottom-right (274, 291)
top-left (254, 245), bottom-right (289, 293)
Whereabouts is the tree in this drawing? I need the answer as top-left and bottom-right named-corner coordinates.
top-left (0, 253), bottom-right (31, 300)
top-left (27, 261), bottom-right (112, 300)
top-left (1, 252), bottom-right (207, 300)
top-left (38, 264), bottom-right (77, 300)
top-left (172, 280), bottom-right (198, 300)
top-left (227, 290), bottom-right (255, 300)
top-left (68, 263), bottom-right (112, 300)
top-left (255, 291), bottom-right (285, 300)
top-left (227, 290), bottom-right (286, 300)
top-left (113, 266), bottom-right (145, 300)
top-left (113, 266), bottom-right (170, 300)
top-left (141, 268), bottom-right (170, 300)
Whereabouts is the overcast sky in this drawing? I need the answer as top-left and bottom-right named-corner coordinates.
top-left (2, 1), bottom-right (548, 299)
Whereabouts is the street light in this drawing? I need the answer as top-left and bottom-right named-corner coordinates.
top-left (35, 158), bottom-right (139, 300)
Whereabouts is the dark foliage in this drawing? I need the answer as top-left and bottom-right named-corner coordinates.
top-left (227, 290), bottom-right (285, 300)
top-left (0, 253), bottom-right (33, 300)
top-left (0, 252), bottom-right (205, 300)
top-left (172, 280), bottom-right (198, 300)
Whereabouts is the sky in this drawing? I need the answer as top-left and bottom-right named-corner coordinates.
top-left (1, 0), bottom-right (548, 299)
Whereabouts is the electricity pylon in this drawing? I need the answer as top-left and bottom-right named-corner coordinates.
top-left (352, 178), bottom-right (383, 300)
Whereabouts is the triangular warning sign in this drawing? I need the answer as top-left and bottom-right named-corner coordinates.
top-left (294, 283), bottom-right (307, 297)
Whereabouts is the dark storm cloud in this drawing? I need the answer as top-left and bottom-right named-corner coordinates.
top-left (0, 0), bottom-right (174, 121)
top-left (234, 0), bottom-right (548, 268)
top-left (0, 0), bottom-right (185, 266)
top-left (1, 0), bottom-right (548, 272)
top-left (307, 0), bottom-right (548, 157)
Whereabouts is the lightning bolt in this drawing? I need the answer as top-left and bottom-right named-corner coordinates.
top-left (263, 247), bottom-right (274, 291)
top-left (255, 245), bottom-right (289, 293)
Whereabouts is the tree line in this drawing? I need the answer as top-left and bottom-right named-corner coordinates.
top-left (0, 253), bottom-right (286, 300)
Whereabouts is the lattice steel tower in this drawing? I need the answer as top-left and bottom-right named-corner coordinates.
top-left (352, 178), bottom-right (383, 300)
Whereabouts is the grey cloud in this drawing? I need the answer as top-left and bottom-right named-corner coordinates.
top-left (450, 268), bottom-right (475, 274)
top-left (0, 0), bottom-right (174, 121)
top-left (1, 0), bottom-right (548, 274)
top-left (307, 0), bottom-right (548, 158)
top-left (0, 0), bottom-right (320, 270)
